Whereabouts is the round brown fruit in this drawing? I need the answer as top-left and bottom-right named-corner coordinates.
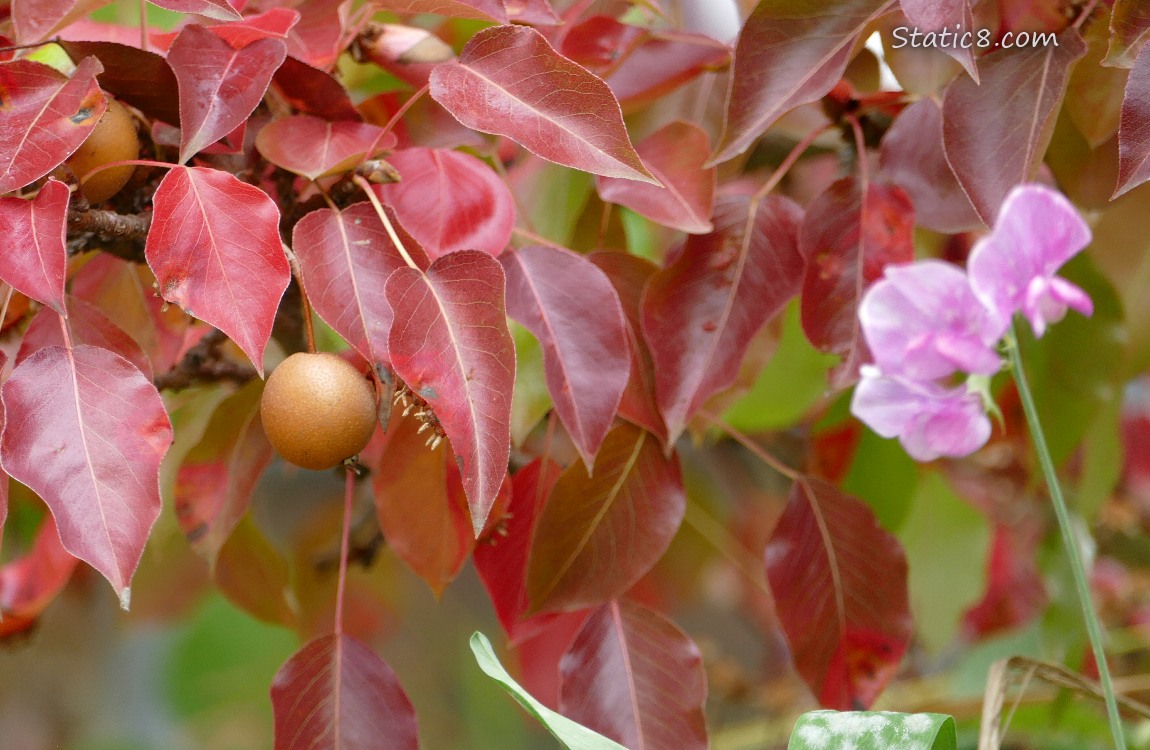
top-left (63, 96), bottom-right (140, 204)
top-left (260, 352), bottom-right (377, 470)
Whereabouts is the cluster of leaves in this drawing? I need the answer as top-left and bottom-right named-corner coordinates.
top-left (2, 0), bottom-right (1150, 747)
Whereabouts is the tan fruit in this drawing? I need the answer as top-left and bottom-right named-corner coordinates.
top-left (260, 352), bottom-right (377, 470)
top-left (63, 96), bottom-right (140, 204)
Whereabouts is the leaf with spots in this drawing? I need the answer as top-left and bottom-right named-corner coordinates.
top-left (559, 600), bottom-right (708, 750)
top-left (526, 423), bottom-right (685, 614)
top-left (386, 250), bottom-right (515, 536)
top-left (145, 166), bottom-right (290, 374)
top-left (643, 195), bottom-right (804, 443)
top-left (799, 179), bottom-right (915, 389)
top-left (0, 57), bottom-right (105, 194)
top-left (0, 344), bottom-right (172, 607)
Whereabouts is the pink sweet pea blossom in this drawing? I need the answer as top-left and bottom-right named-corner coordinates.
top-left (968, 184), bottom-right (1093, 338)
top-left (859, 260), bottom-right (1002, 381)
top-left (851, 366), bottom-right (992, 461)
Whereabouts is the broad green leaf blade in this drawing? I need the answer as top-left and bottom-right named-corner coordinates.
top-left (469, 631), bottom-right (629, 750)
top-left (788, 710), bottom-right (957, 750)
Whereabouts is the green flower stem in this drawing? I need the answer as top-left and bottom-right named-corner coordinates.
top-left (1006, 325), bottom-right (1126, 749)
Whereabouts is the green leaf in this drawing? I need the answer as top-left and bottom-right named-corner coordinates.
top-left (788, 710), bottom-right (957, 750)
top-left (897, 473), bottom-right (989, 653)
top-left (510, 322), bottom-right (552, 446)
top-left (469, 632), bottom-right (629, 750)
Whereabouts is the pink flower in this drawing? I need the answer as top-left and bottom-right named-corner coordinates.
top-left (968, 185), bottom-right (1093, 338)
top-left (859, 260), bottom-right (1002, 381)
top-left (850, 366), bottom-right (992, 462)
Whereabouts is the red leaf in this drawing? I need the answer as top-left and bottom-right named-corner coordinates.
top-left (562, 17), bottom-right (730, 112)
top-left (0, 514), bottom-right (77, 632)
top-left (377, 148), bottom-right (516, 259)
top-left (372, 411), bottom-right (474, 595)
top-left (1116, 44), bottom-right (1150, 198)
top-left (799, 179), bottom-right (915, 389)
top-left (505, 0), bottom-right (560, 25)
top-left (899, 0), bottom-right (977, 80)
top-left (588, 252), bottom-right (666, 444)
top-left (475, 457), bottom-right (564, 639)
top-left (501, 245), bottom-right (629, 466)
top-left (386, 250), bottom-right (515, 535)
top-left (145, 166), bottom-right (290, 374)
top-left (271, 633), bottom-right (419, 750)
top-left (1106, 0), bottom-right (1150, 67)
top-left (293, 203), bottom-right (426, 368)
top-left (879, 98), bottom-right (980, 233)
top-left (175, 382), bottom-right (272, 560)
top-left (597, 121), bottom-right (716, 234)
top-left (70, 253), bottom-right (190, 374)
top-left (256, 116), bottom-right (395, 180)
top-left (560, 600), bottom-right (708, 750)
top-left (206, 8), bottom-right (299, 47)
top-left (961, 523), bottom-right (1047, 638)
top-left (18, 297), bottom-right (153, 377)
top-left (272, 56), bottom-right (363, 122)
top-left (148, 0), bottom-right (242, 21)
top-left (765, 477), bottom-right (912, 710)
top-left (0, 57), bottom-right (106, 194)
top-left (430, 25), bottom-right (657, 183)
top-left (10, 0), bottom-right (104, 43)
top-left (1, 345), bottom-right (172, 606)
top-left (712, 0), bottom-right (891, 164)
top-left (371, 0), bottom-right (507, 22)
top-left (643, 195), bottom-right (804, 442)
top-left (0, 179), bottom-right (69, 313)
top-left (941, 28), bottom-right (1086, 223)
top-left (58, 41), bottom-right (182, 126)
top-left (285, 0), bottom-right (351, 70)
top-left (526, 423), bottom-right (685, 613)
top-left (168, 24), bottom-right (286, 164)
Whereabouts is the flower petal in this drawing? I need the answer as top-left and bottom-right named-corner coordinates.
top-left (969, 184), bottom-right (1091, 336)
top-left (860, 260), bottom-right (1001, 379)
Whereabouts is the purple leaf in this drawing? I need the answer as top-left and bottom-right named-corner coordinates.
top-left (501, 245), bottom-right (629, 466)
top-left (0, 179), bottom-right (69, 314)
top-left (430, 25), bottom-right (657, 183)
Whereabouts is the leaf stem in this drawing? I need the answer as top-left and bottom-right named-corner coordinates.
top-left (377, 83), bottom-right (429, 141)
top-left (1006, 325), bottom-right (1126, 749)
top-left (0, 285), bottom-right (14, 332)
top-left (511, 226), bottom-right (568, 251)
top-left (699, 410), bottom-right (800, 482)
top-left (282, 243), bottom-right (317, 353)
top-left (750, 123), bottom-right (833, 204)
top-left (334, 468), bottom-right (355, 636)
top-left (138, 0), bottom-right (148, 51)
top-left (352, 174), bottom-right (420, 271)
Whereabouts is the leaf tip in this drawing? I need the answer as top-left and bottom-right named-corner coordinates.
top-left (118, 586), bottom-right (132, 612)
